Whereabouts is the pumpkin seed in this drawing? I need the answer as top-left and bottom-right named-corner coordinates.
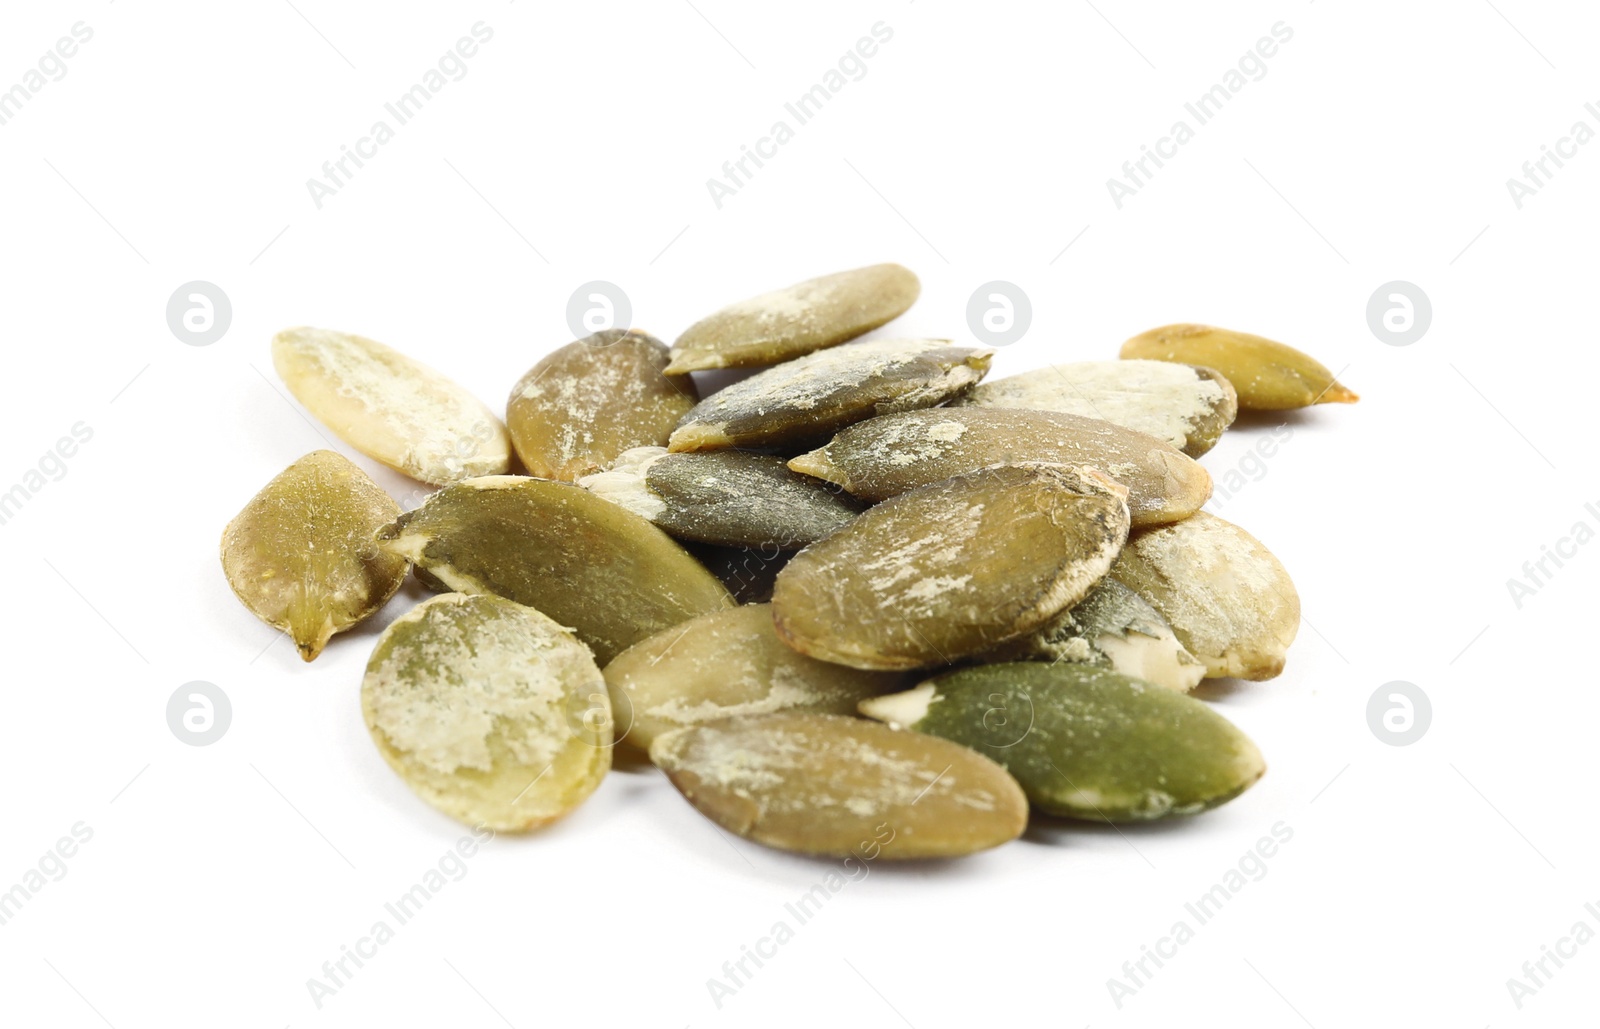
top-left (580, 446), bottom-right (862, 548)
top-left (272, 327), bottom-right (511, 485)
top-left (649, 712), bottom-right (1027, 858)
top-left (1112, 511), bottom-right (1299, 680)
top-left (788, 407), bottom-right (1210, 528)
top-left (668, 339), bottom-right (992, 453)
top-left (220, 450), bottom-right (408, 661)
top-left (952, 359), bottom-right (1238, 457)
top-left (1120, 324), bottom-right (1358, 411)
top-left (362, 593), bottom-right (611, 831)
top-left (980, 576), bottom-right (1205, 692)
top-left (603, 604), bottom-right (913, 750)
top-left (859, 663), bottom-right (1265, 821)
top-left (506, 329), bottom-right (697, 481)
top-left (375, 475), bottom-right (733, 664)
top-left (772, 463), bottom-right (1130, 670)
top-left (666, 263), bottom-right (921, 374)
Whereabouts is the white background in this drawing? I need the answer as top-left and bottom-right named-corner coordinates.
top-left (1, 1), bottom-right (1595, 1026)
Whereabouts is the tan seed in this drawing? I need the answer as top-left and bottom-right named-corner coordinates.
top-left (1120, 324), bottom-right (1358, 410)
top-left (220, 450), bottom-right (407, 661)
top-left (650, 712), bottom-right (1028, 859)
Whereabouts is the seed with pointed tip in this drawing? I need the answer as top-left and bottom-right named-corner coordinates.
top-left (1112, 511), bottom-right (1300, 680)
top-left (272, 327), bottom-right (511, 485)
top-left (1120, 324), bottom-right (1358, 410)
top-left (362, 593), bottom-right (612, 831)
top-left (505, 329), bottom-right (697, 481)
top-left (953, 359), bottom-right (1238, 457)
top-left (650, 712), bottom-right (1028, 858)
top-left (772, 463), bottom-right (1130, 670)
top-left (788, 407), bottom-right (1210, 528)
top-left (375, 475), bottom-right (733, 664)
top-left (220, 450), bottom-right (408, 661)
top-left (666, 263), bottom-right (921, 373)
top-left (859, 663), bottom-right (1266, 821)
top-left (668, 338), bottom-right (992, 453)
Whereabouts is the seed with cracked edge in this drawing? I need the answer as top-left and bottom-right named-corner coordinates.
top-left (1112, 511), bottom-right (1300, 680)
top-left (220, 450), bottom-right (408, 661)
top-left (980, 576), bottom-right (1205, 692)
top-left (860, 663), bottom-right (1265, 821)
top-left (1120, 324), bottom-right (1358, 411)
top-left (604, 604), bottom-right (914, 751)
top-left (580, 446), bottom-right (862, 548)
top-left (772, 463), bottom-right (1130, 671)
top-left (788, 407), bottom-right (1210, 528)
top-left (362, 593), bottom-right (611, 831)
top-left (668, 338), bottom-right (992, 453)
top-left (649, 712), bottom-right (1028, 859)
top-left (506, 329), bottom-right (697, 482)
top-left (952, 359), bottom-right (1238, 457)
top-left (666, 263), bottom-right (921, 374)
top-left (272, 326), bottom-right (510, 485)
top-left (375, 475), bottom-right (733, 664)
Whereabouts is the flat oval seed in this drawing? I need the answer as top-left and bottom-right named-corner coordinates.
top-left (860, 663), bottom-right (1265, 821)
top-left (666, 263), bottom-right (921, 373)
top-left (772, 464), bottom-right (1130, 670)
top-left (603, 605), bottom-right (914, 750)
top-left (272, 327), bottom-right (511, 485)
top-left (981, 576), bottom-right (1205, 692)
top-left (1112, 511), bottom-right (1300, 680)
top-left (220, 450), bottom-right (408, 661)
top-left (668, 339), bottom-right (992, 453)
top-left (362, 593), bottom-right (611, 831)
top-left (376, 475), bottom-right (733, 664)
top-left (953, 359), bottom-right (1238, 457)
top-left (789, 407), bottom-right (1210, 528)
top-left (650, 712), bottom-right (1027, 859)
top-left (506, 329), bottom-right (697, 481)
top-left (1120, 324), bottom-right (1358, 410)
top-left (581, 446), bottom-right (862, 548)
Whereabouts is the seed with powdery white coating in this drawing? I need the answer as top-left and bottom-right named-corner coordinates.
top-left (362, 593), bottom-right (612, 831)
top-left (860, 663), bottom-right (1266, 821)
top-left (668, 338), bottom-right (992, 453)
top-left (271, 326), bottom-right (510, 485)
top-left (666, 263), bottom-right (921, 373)
top-left (788, 406), bottom-right (1210, 528)
top-left (772, 463), bottom-right (1130, 670)
top-left (649, 712), bottom-right (1028, 859)
top-left (1120, 324), bottom-right (1358, 411)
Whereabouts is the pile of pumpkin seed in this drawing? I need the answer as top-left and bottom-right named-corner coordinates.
top-left (222, 263), bottom-right (1357, 858)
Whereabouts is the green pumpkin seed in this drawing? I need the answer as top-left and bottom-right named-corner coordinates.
top-left (981, 576), bottom-right (1205, 692)
top-left (1112, 512), bottom-right (1299, 680)
top-left (272, 327), bottom-right (511, 485)
top-left (604, 604), bottom-right (913, 750)
top-left (362, 593), bottom-right (612, 831)
top-left (668, 339), bottom-right (992, 453)
top-left (772, 463), bottom-right (1130, 670)
top-left (953, 359), bottom-right (1238, 457)
top-left (506, 329), bottom-right (697, 481)
top-left (650, 712), bottom-right (1027, 858)
top-left (788, 407), bottom-right (1210, 528)
top-left (220, 450), bottom-right (408, 661)
top-left (580, 446), bottom-right (862, 548)
top-left (375, 475), bottom-right (733, 664)
top-left (860, 663), bottom-right (1265, 821)
top-left (1120, 324), bottom-right (1358, 411)
top-left (666, 263), bottom-right (921, 374)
